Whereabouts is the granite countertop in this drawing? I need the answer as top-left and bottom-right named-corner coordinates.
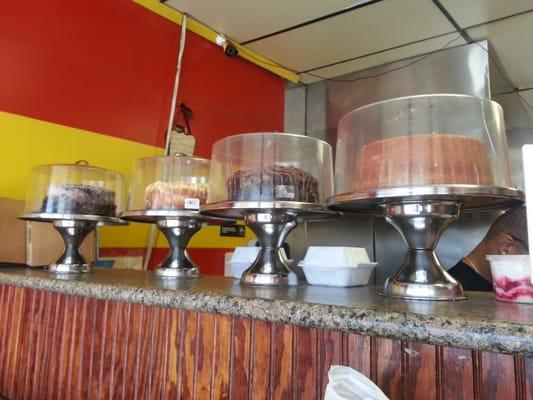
top-left (1, 267), bottom-right (533, 356)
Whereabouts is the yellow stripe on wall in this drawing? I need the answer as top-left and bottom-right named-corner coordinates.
top-left (0, 111), bottom-right (252, 248)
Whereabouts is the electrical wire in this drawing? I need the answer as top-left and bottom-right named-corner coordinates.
top-left (164, 14), bottom-right (189, 155)
top-left (237, 33), bottom-right (533, 114)
top-left (301, 34), bottom-right (463, 82)
top-left (144, 14), bottom-right (189, 271)
top-left (472, 41), bottom-right (533, 113)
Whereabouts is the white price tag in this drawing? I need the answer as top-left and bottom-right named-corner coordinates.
top-left (184, 198), bottom-right (200, 210)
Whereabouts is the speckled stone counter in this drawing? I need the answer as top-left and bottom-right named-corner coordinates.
top-left (1, 267), bottom-right (533, 356)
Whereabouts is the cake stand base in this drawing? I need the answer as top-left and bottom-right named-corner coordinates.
top-left (241, 212), bottom-right (298, 286)
top-left (200, 201), bottom-right (338, 286)
top-left (50, 220), bottom-right (96, 274)
top-left (383, 201), bottom-right (465, 300)
top-left (383, 249), bottom-right (465, 300)
top-left (155, 218), bottom-right (201, 278)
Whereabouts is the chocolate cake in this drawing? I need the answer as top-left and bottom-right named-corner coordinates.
top-left (144, 181), bottom-right (208, 210)
top-left (227, 165), bottom-right (319, 203)
top-left (352, 134), bottom-right (493, 191)
top-left (40, 184), bottom-right (117, 216)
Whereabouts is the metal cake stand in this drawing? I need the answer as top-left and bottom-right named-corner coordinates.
top-left (19, 212), bottom-right (126, 274)
top-left (201, 201), bottom-right (338, 286)
top-left (121, 210), bottom-right (218, 278)
top-left (327, 185), bottom-right (524, 301)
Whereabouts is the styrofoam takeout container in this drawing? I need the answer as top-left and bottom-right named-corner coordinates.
top-left (487, 255), bottom-right (533, 303)
top-left (300, 263), bottom-right (376, 287)
top-left (300, 246), bottom-right (370, 267)
top-left (299, 246), bottom-right (376, 287)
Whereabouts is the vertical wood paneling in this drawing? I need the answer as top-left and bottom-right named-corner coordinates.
top-left (46, 293), bottom-right (66, 399)
top-left (271, 323), bottom-right (293, 400)
top-left (441, 347), bottom-right (475, 400)
top-left (0, 283), bottom-right (532, 400)
top-left (481, 352), bottom-right (517, 400)
top-left (250, 320), bottom-right (271, 400)
top-left (525, 357), bottom-right (533, 400)
top-left (212, 314), bottom-right (232, 400)
top-left (105, 300), bottom-right (124, 400)
top-left (293, 325), bottom-right (318, 399)
top-left (194, 312), bottom-right (216, 399)
top-left (230, 317), bottom-right (252, 400)
top-left (10, 290), bottom-right (29, 396)
top-left (89, 300), bottom-right (107, 400)
top-left (78, 297), bottom-right (98, 399)
top-left (165, 308), bottom-right (182, 399)
top-left (319, 330), bottom-right (343, 398)
top-left (375, 338), bottom-right (403, 400)
top-left (35, 291), bottom-right (55, 399)
top-left (129, 303), bottom-right (148, 400)
top-left (134, 306), bottom-right (155, 400)
top-left (180, 310), bottom-right (199, 399)
top-left (65, 295), bottom-right (82, 400)
top-left (18, 288), bottom-right (37, 398)
top-left (404, 342), bottom-right (437, 400)
top-left (149, 306), bottom-right (170, 400)
top-left (56, 292), bottom-right (76, 398)
top-left (343, 333), bottom-right (372, 378)
top-left (0, 285), bottom-right (14, 392)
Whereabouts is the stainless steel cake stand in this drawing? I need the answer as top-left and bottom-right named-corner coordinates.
top-left (327, 185), bottom-right (524, 301)
top-left (120, 210), bottom-right (206, 278)
top-left (201, 201), bottom-right (338, 286)
top-left (19, 213), bottom-right (125, 274)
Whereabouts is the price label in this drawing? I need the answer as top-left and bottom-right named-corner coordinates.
top-left (184, 198), bottom-right (200, 210)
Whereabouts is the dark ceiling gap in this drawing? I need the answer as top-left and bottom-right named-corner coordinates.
top-left (431, 0), bottom-right (473, 43)
top-left (298, 6), bottom-right (533, 76)
top-left (299, 30), bottom-right (457, 74)
top-left (464, 8), bottom-right (533, 31)
top-left (240, 0), bottom-right (384, 45)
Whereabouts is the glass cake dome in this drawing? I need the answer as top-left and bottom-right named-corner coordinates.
top-left (126, 155), bottom-right (210, 213)
top-left (207, 132), bottom-right (334, 205)
top-left (334, 94), bottom-right (513, 196)
top-left (24, 163), bottom-right (125, 218)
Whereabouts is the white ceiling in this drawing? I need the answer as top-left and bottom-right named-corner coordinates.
top-left (164, 0), bottom-right (363, 42)
top-left (163, 0), bottom-right (533, 95)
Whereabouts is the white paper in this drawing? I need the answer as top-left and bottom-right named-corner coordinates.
top-left (521, 145), bottom-right (533, 284)
top-left (324, 365), bottom-right (388, 400)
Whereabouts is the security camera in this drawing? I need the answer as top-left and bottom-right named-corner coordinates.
top-left (215, 34), bottom-right (239, 58)
top-left (224, 44), bottom-right (239, 58)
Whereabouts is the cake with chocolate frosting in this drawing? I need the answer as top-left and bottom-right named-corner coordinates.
top-left (40, 184), bottom-right (117, 216)
top-left (227, 165), bottom-right (319, 203)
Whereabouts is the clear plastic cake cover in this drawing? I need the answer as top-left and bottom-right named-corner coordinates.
top-left (335, 94), bottom-right (513, 195)
top-left (24, 164), bottom-right (125, 217)
top-left (127, 155), bottom-right (210, 212)
top-left (207, 132), bottom-right (334, 205)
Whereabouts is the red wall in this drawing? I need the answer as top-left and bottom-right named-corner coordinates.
top-left (0, 0), bottom-right (284, 149)
top-left (0, 0), bottom-right (284, 272)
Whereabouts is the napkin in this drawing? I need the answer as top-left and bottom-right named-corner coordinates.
top-left (324, 365), bottom-right (388, 400)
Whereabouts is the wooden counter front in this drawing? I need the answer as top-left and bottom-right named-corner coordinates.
top-left (0, 282), bottom-right (531, 399)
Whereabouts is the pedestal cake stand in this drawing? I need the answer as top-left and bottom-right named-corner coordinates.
top-left (201, 201), bottom-right (337, 286)
top-left (121, 210), bottom-right (216, 278)
top-left (327, 184), bottom-right (523, 300)
top-left (19, 212), bottom-right (125, 274)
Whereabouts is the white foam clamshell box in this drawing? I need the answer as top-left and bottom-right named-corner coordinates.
top-left (299, 247), bottom-right (377, 287)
